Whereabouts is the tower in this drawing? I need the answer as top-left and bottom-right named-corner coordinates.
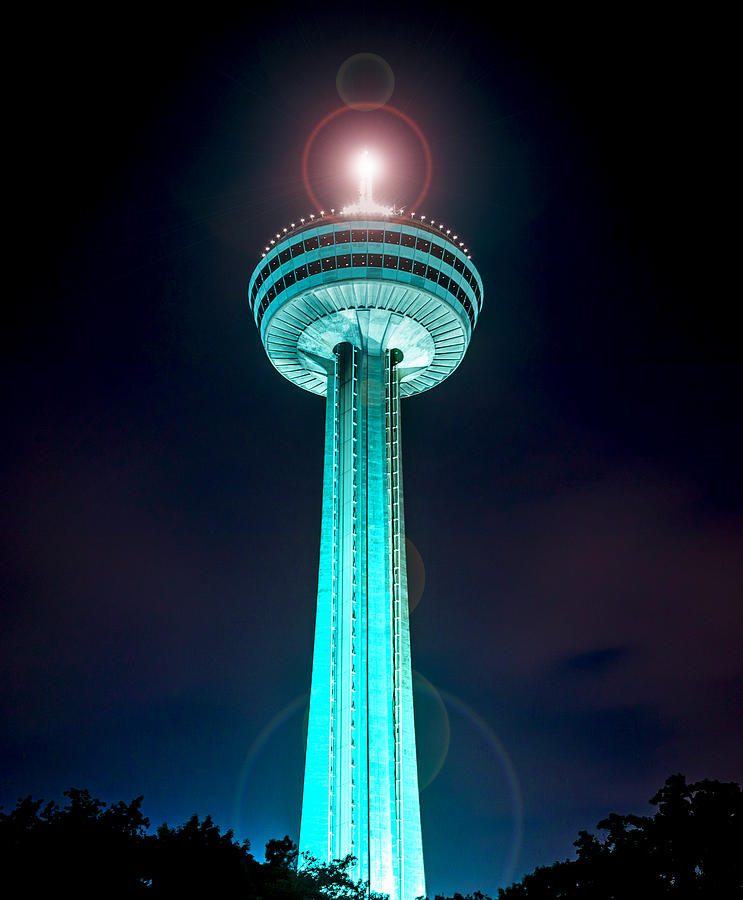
top-left (248, 156), bottom-right (482, 899)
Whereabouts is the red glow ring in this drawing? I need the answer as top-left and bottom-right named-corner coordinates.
top-left (301, 105), bottom-right (433, 214)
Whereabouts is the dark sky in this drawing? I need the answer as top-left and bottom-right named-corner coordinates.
top-left (3, 5), bottom-right (741, 895)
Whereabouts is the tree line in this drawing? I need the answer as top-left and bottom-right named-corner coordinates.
top-left (0, 774), bottom-right (739, 898)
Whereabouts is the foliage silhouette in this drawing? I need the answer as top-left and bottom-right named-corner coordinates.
top-left (1, 775), bottom-right (739, 898)
top-left (496, 774), bottom-right (742, 899)
top-left (0, 788), bottom-right (150, 897)
top-left (0, 788), bottom-right (387, 898)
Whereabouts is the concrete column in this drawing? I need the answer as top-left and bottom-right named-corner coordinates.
top-left (300, 337), bottom-right (425, 900)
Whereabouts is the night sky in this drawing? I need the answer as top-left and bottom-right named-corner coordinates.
top-left (3, 6), bottom-right (741, 896)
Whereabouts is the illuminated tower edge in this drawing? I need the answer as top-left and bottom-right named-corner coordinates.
top-left (248, 175), bottom-right (482, 900)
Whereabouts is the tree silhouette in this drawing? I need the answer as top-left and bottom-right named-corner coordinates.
top-left (151, 813), bottom-right (258, 895)
top-left (0, 788), bottom-right (150, 897)
top-left (0, 790), bottom-right (388, 898)
top-left (497, 774), bottom-right (742, 899)
top-left (1, 775), bottom-right (739, 898)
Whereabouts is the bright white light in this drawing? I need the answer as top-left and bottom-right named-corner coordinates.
top-left (342, 148), bottom-right (394, 217)
top-left (356, 148), bottom-right (378, 181)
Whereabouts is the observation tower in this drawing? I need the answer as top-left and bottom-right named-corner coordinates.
top-left (248, 152), bottom-right (482, 900)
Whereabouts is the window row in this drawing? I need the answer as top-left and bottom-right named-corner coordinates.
top-left (252, 254), bottom-right (476, 330)
top-left (252, 229), bottom-right (478, 300)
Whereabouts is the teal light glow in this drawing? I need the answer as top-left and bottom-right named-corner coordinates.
top-left (439, 690), bottom-right (524, 888)
top-left (233, 694), bottom-right (308, 839)
top-left (248, 209), bottom-right (482, 900)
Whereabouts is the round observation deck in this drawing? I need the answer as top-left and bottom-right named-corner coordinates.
top-left (248, 215), bottom-right (483, 397)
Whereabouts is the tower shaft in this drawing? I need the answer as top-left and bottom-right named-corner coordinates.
top-left (249, 212), bottom-right (482, 898)
top-left (300, 336), bottom-right (425, 899)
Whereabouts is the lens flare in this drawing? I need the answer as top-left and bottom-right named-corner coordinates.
top-left (413, 670), bottom-right (451, 790)
top-left (439, 689), bottom-right (524, 888)
top-left (230, 686), bottom-right (520, 888)
top-left (301, 105), bottom-right (433, 213)
top-left (336, 53), bottom-right (395, 111)
top-left (406, 537), bottom-right (425, 613)
top-left (232, 694), bottom-right (308, 838)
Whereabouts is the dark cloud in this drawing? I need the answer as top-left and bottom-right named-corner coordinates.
top-left (562, 647), bottom-right (630, 676)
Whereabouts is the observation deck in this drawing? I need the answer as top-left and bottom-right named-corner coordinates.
top-left (248, 215), bottom-right (483, 398)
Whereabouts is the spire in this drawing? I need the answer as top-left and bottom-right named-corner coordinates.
top-left (342, 149), bottom-right (394, 217)
top-left (359, 149), bottom-right (373, 207)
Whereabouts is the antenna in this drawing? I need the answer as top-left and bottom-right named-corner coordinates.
top-left (359, 149), bottom-right (373, 206)
top-left (342, 149), bottom-right (394, 217)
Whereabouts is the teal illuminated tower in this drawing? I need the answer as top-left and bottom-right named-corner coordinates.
top-left (248, 161), bottom-right (482, 899)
